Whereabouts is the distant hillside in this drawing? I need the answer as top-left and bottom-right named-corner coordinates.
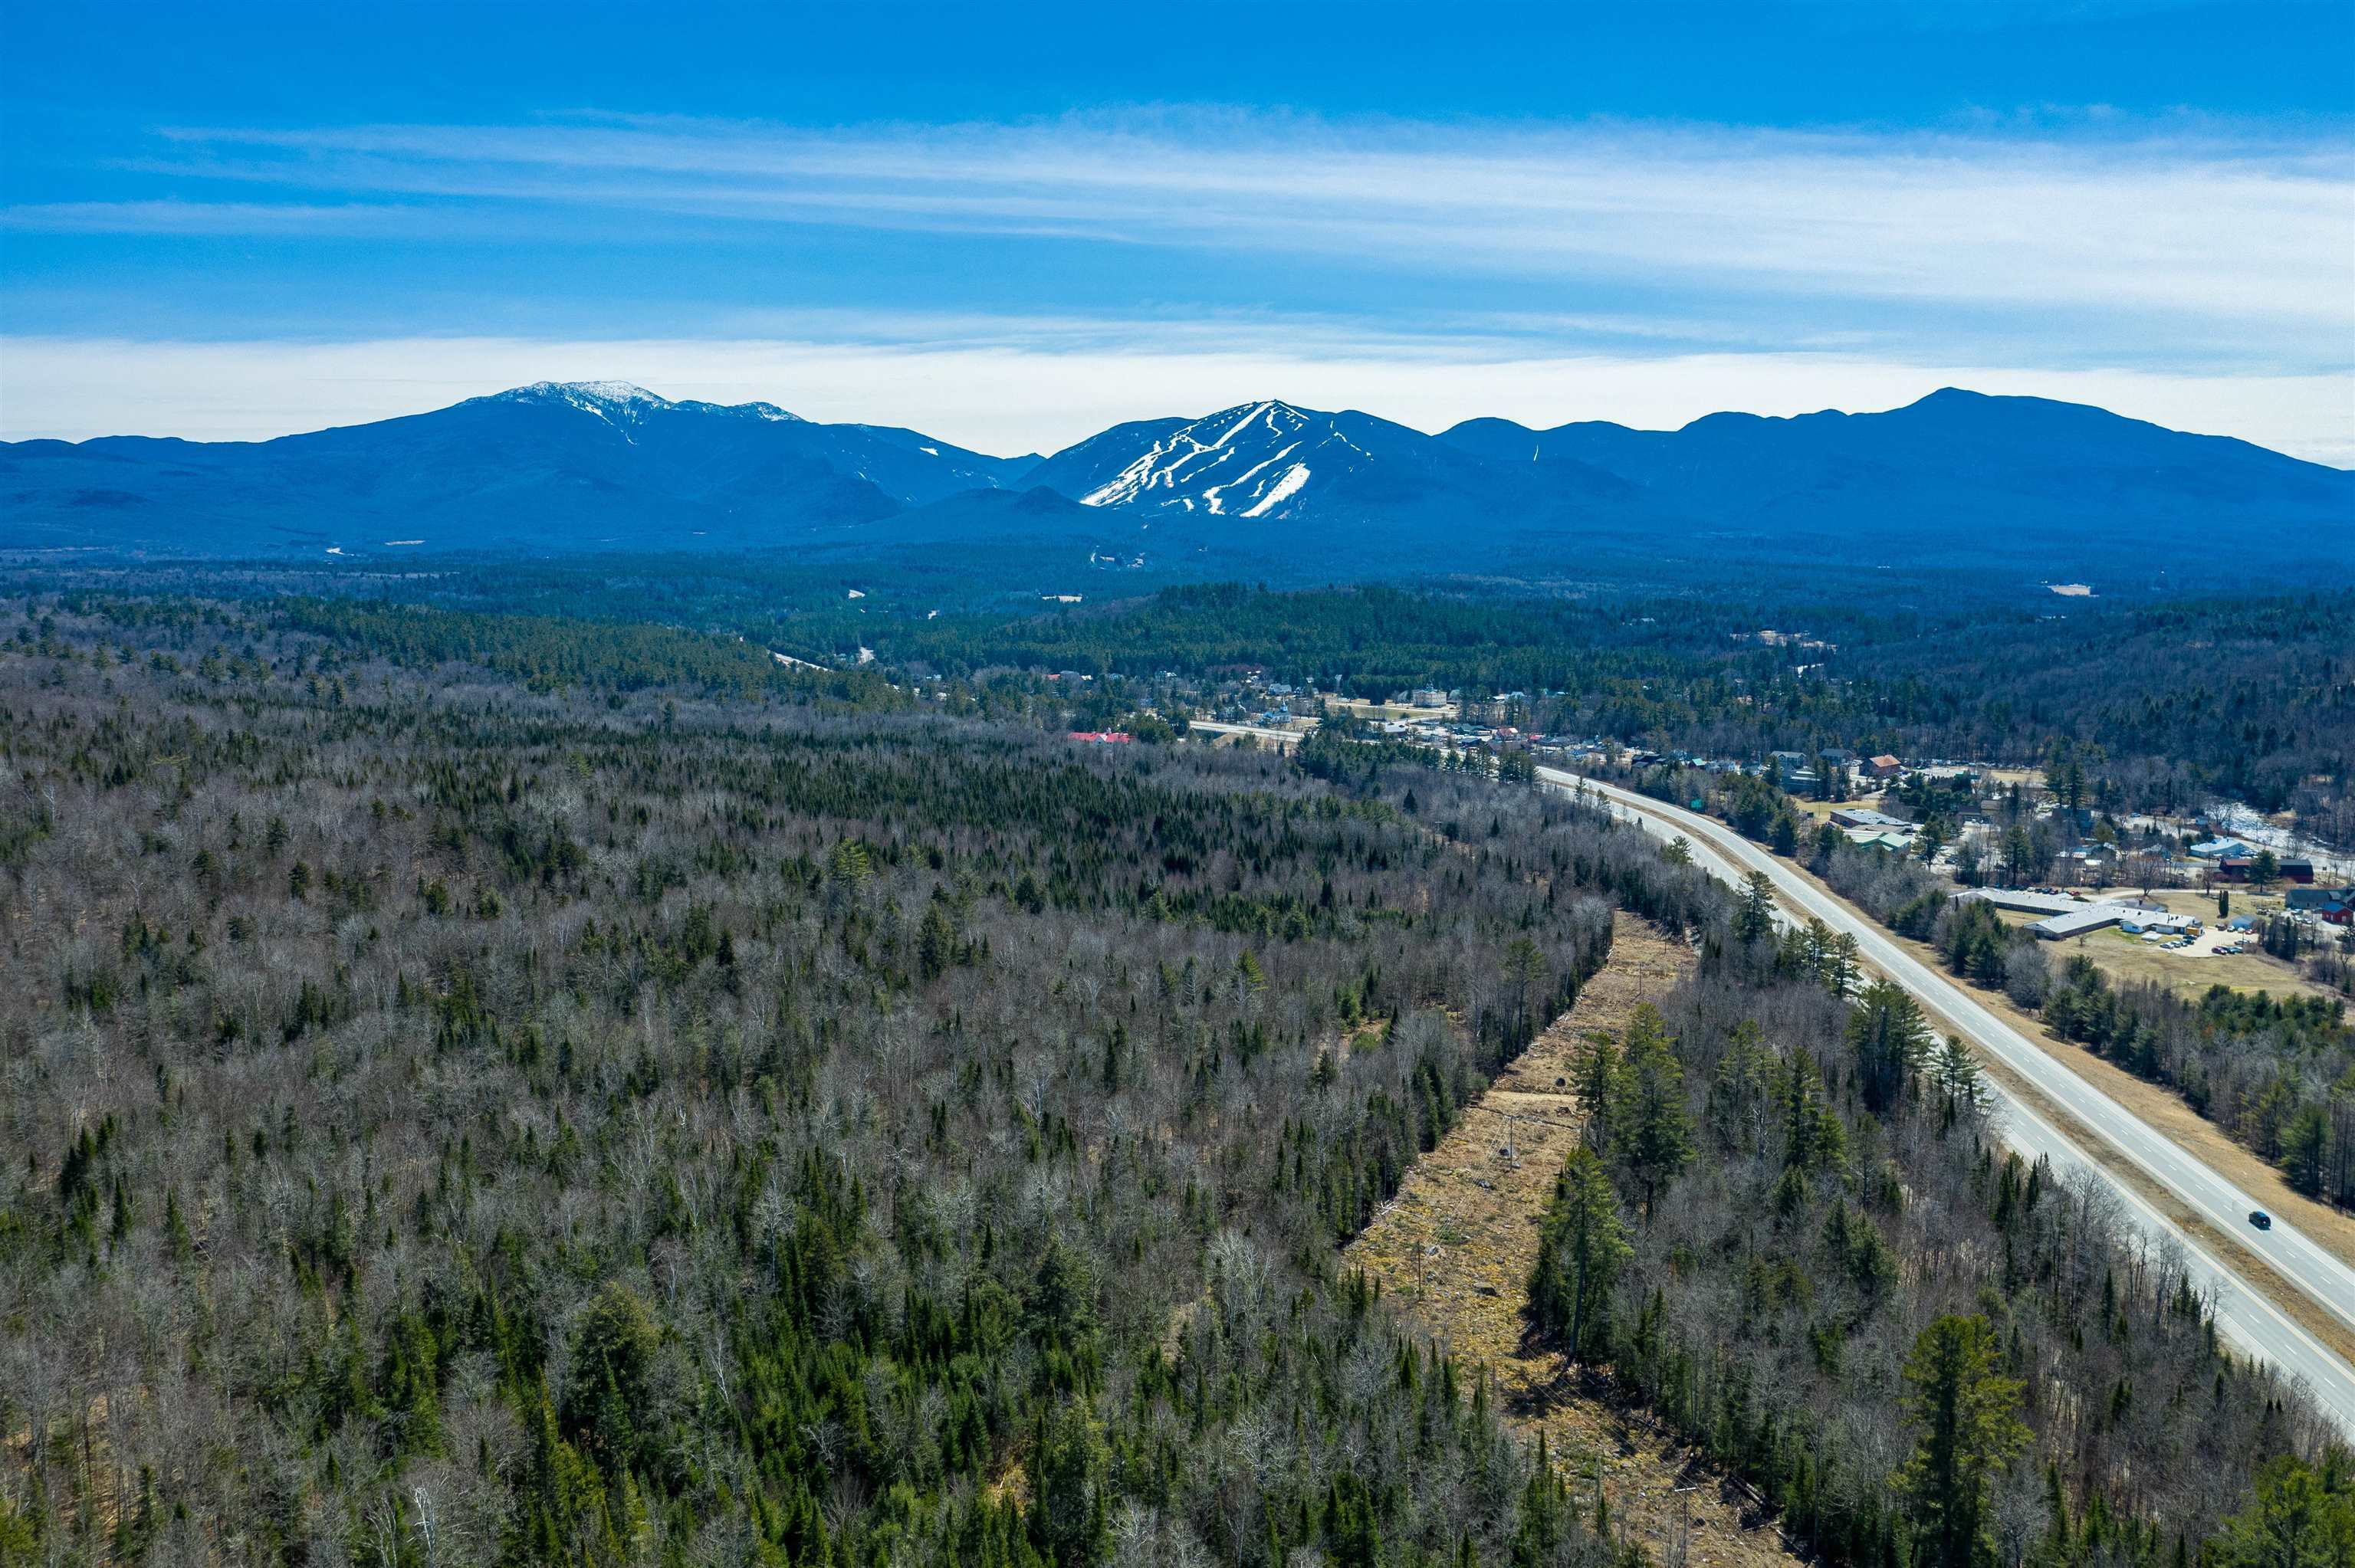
top-left (6, 382), bottom-right (2347, 586)
top-left (1439, 389), bottom-right (2353, 575)
top-left (1, 382), bottom-right (1035, 555)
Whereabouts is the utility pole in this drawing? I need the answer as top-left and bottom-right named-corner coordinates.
top-left (1467, 1101), bottom-right (1546, 1169)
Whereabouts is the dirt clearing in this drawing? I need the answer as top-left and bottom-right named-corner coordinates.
top-left (1346, 915), bottom-right (1804, 1568)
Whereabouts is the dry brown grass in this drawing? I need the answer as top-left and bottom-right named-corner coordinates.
top-left (1345, 915), bottom-right (1804, 1568)
top-left (2002, 887), bottom-right (2334, 1005)
top-left (2071, 927), bottom-right (2335, 1005)
top-left (1789, 795), bottom-right (1885, 822)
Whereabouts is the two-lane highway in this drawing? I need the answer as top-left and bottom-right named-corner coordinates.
top-left (1538, 766), bottom-right (2355, 1434)
top-left (1187, 719), bottom-right (2355, 1430)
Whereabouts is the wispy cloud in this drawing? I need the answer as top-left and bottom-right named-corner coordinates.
top-left (93, 110), bottom-right (2351, 365)
top-left (0, 199), bottom-right (429, 235)
top-left (7, 108), bottom-right (2347, 458)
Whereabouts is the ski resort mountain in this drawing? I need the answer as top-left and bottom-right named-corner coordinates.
top-left (1023, 401), bottom-right (1360, 518)
top-left (1030, 401), bottom-right (1325, 516)
top-left (1017, 399), bottom-right (1629, 532)
top-left (4, 382), bottom-right (2347, 585)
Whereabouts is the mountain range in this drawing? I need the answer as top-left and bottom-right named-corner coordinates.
top-left (6, 380), bottom-right (2348, 587)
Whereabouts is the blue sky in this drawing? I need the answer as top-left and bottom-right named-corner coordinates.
top-left (4, 1), bottom-right (2350, 461)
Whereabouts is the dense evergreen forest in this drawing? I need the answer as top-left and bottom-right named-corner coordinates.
top-left (1, 592), bottom-right (2349, 1567)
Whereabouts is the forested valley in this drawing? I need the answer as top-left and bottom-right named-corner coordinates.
top-left (15, 568), bottom-right (2350, 827)
top-left (2, 592), bottom-right (2349, 1568)
top-left (847, 586), bottom-right (2355, 825)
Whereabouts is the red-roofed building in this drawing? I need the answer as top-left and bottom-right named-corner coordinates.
top-left (1068, 731), bottom-right (1134, 745)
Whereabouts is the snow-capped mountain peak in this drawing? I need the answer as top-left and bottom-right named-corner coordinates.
top-left (494, 379), bottom-right (671, 411)
top-left (478, 382), bottom-right (811, 437)
top-left (495, 380), bottom-right (813, 421)
top-left (478, 381), bottom-right (675, 436)
top-left (553, 379), bottom-right (665, 405)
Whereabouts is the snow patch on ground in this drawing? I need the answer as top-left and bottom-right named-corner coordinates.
top-left (1242, 464), bottom-right (1310, 517)
top-left (1080, 401), bottom-right (1312, 508)
top-left (562, 379), bottom-right (665, 405)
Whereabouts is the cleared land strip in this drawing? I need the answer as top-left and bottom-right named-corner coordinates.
top-left (1542, 768), bottom-right (2355, 1435)
top-left (1345, 915), bottom-right (1803, 1568)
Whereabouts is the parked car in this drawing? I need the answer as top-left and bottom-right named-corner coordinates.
top-left (2249, 1210), bottom-right (2272, 1231)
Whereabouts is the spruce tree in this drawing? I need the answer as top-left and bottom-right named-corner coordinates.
top-left (1898, 1315), bottom-right (2030, 1568)
top-left (1529, 1146), bottom-right (1629, 1363)
top-left (1611, 1004), bottom-right (1693, 1215)
top-left (1735, 871), bottom-right (1779, 943)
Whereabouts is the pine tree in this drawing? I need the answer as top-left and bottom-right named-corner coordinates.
top-left (1735, 871), bottom-right (1778, 943)
top-left (2283, 1104), bottom-right (2330, 1198)
top-left (1512, 1432), bottom-right (1569, 1568)
top-left (2209, 1454), bottom-right (2355, 1568)
top-left (1573, 1031), bottom-right (1622, 1153)
top-left (1782, 1050), bottom-right (1848, 1175)
top-left (1829, 932), bottom-right (1861, 997)
top-left (1611, 1004), bottom-right (1693, 1215)
top-left (918, 897), bottom-right (958, 982)
top-left (1504, 936), bottom-right (1549, 1042)
top-left (1933, 1035), bottom-right (1985, 1110)
top-left (1849, 979), bottom-right (1931, 1115)
top-left (1897, 1315), bottom-right (2031, 1568)
top-left (1710, 1018), bottom-right (1775, 1153)
top-left (1529, 1146), bottom-right (1629, 1362)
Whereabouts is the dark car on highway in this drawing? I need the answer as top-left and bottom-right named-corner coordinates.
top-left (2249, 1210), bottom-right (2272, 1230)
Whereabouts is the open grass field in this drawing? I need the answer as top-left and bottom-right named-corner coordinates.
top-left (1319, 693), bottom-right (1457, 721)
top-left (2069, 926), bottom-right (2337, 1004)
top-left (1987, 888), bottom-right (2330, 1003)
top-left (1789, 796), bottom-right (1881, 821)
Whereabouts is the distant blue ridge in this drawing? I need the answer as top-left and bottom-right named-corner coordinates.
top-left (4, 382), bottom-right (2347, 585)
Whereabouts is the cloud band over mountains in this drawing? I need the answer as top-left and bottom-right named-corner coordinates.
top-left (5, 110), bottom-right (2349, 458)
